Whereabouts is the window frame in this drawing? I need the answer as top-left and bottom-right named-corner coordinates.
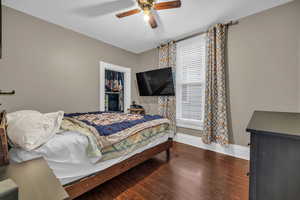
top-left (176, 34), bottom-right (207, 131)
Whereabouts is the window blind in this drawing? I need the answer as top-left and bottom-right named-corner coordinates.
top-left (176, 34), bottom-right (207, 129)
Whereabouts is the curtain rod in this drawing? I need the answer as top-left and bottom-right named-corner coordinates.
top-left (158, 20), bottom-right (239, 47)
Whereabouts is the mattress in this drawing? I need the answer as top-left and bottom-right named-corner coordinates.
top-left (9, 130), bottom-right (171, 185)
top-left (61, 132), bottom-right (170, 185)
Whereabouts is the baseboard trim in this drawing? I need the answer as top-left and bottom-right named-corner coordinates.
top-left (174, 133), bottom-right (250, 160)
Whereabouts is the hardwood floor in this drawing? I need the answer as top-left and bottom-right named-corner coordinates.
top-left (75, 142), bottom-right (249, 200)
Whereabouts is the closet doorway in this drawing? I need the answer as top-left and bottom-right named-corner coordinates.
top-left (99, 61), bottom-right (131, 112)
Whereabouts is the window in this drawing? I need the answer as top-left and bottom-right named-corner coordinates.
top-left (176, 34), bottom-right (207, 130)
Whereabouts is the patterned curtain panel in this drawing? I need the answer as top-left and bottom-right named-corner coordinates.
top-left (158, 42), bottom-right (177, 133)
top-left (202, 24), bottom-right (229, 145)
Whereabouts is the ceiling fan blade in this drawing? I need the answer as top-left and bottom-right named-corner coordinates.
top-left (116, 9), bottom-right (141, 18)
top-left (154, 0), bottom-right (181, 10)
top-left (148, 14), bottom-right (158, 29)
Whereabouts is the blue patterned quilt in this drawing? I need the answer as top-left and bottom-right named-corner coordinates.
top-left (61, 111), bottom-right (170, 159)
top-left (64, 111), bottom-right (164, 136)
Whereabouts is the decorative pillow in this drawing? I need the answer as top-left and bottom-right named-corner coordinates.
top-left (6, 110), bottom-right (64, 151)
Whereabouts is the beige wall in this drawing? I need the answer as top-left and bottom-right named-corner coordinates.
top-left (298, 9), bottom-right (300, 111)
top-left (0, 6), bottom-right (139, 113)
top-left (1, 1), bottom-right (300, 146)
top-left (139, 0), bottom-right (300, 146)
top-left (227, 0), bottom-right (300, 145)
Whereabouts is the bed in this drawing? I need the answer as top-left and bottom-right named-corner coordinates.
top-left (0, 111), bottom-right (173, 199)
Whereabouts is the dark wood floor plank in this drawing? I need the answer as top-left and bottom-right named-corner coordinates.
top-left (76, 142), bottom-right (249, 200)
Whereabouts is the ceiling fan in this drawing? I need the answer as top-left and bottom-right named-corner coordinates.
top-left (116, 0), bottom-right (182, 29)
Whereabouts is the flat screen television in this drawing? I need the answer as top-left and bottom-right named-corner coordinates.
top-left (136, 67), bottom-right (175, 96)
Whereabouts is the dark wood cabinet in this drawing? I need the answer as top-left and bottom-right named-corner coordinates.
top-left (246, 111), bottom-right (300, 200)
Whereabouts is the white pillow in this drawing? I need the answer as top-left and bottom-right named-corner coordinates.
top-left (7, 110), bottom-right (64, 151)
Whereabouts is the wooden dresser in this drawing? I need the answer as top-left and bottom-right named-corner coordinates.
top-left (246, 111), bottom-right (300, 200)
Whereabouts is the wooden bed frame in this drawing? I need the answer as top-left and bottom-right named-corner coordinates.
top-left (0, 111), bottom-right (173, 199)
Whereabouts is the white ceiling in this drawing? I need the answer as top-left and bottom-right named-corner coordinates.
top-left (3, 0), bottom-right (292, 54)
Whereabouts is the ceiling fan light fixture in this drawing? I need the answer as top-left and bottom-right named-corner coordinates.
top-left (115, 0), bottom-right (181, 29)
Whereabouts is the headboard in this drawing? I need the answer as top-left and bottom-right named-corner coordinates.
top-left (0, 110), bottom-right (9, 165)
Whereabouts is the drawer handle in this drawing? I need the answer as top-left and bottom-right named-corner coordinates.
top-left (246, 172), bottom-right (250, 176)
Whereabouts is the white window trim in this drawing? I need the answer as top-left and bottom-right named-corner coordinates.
top-left (177, 119), bottom-right (204, 131)
top-left (176, 34), bottom-right (207, 131)
top-left (99, 61), bottom-right (131, 112)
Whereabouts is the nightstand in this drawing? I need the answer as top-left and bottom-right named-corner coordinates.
top-left (127, 108), bottom-right (145, 115)
top-left (0, 158), bottom-right (69, 200)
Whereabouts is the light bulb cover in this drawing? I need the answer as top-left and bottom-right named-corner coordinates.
top-left (144, 14), bottom-right (150, 21)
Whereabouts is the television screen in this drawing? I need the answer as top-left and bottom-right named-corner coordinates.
top-left (136, 67), bottom-right (175, 96)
